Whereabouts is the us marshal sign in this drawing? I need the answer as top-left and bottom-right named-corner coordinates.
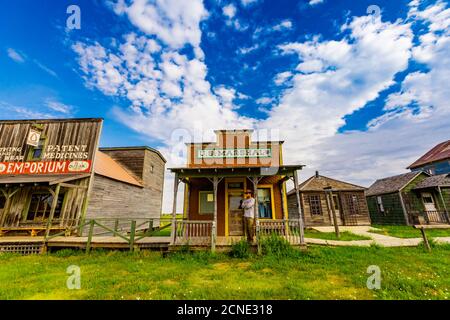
top-left (197, 148), bottom-right (272, 159)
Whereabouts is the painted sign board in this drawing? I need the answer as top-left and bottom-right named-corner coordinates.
top-left (0, 160), bottom-right (92, 175)
top-left (0, 119), bottom-right (102, 175)
top-left (197, 148), bottom-right (272, 159)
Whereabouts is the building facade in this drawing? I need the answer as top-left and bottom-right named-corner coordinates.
top-left (287, 172), bottom-right (371, 226)
top-left (0, 119), bottom-right (166, 236)
top-left (408, 140), bottom-right (450, 175)
top-left (366, 171), bottom-right (449, 225)
top-left (168, 130), bottom-right (305, 245)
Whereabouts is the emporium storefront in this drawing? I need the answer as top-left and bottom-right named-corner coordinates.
top-left (169, 130), bottom-right (306, 247)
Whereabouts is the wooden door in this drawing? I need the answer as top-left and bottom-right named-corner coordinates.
top-left (421, 193), bottom-right (437, 211)
top-left (228, 194), bottom-right (244, 236)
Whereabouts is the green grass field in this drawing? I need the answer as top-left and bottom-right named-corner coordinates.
top-left (1, 244), bottom-right (449, 300)
top-left (370, 225), bottom-right (450, 238)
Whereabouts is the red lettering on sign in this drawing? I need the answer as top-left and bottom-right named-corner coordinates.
top-left (0, 160), bottom-right (92, 175)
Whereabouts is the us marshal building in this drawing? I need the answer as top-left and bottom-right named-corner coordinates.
top-left (168, 129), bottom-right (306, 247)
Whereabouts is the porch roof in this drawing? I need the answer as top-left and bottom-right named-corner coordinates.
top-left (168, 164), bottom-right (304, 178)
top-left (0, 173), bottom-right (90, 185)
top-left (414, 173), bottom-right (450, 189)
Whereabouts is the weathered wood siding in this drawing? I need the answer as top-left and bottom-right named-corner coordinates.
top-left (87, 148), bottom-right (165, 220)
top-left (288, 191), bottom-right (370, 226)
top-left (367, 173), bottom-right (429, 225)
top-left (367, 193), bottom-right (406, 225)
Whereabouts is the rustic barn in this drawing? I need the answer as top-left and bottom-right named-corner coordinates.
top-left (0, 119), bottom-right (166, 237)
top-left (168, 129), bottom-right (305, 246)
top-left (408, 139), bottom-right (450, 175)
top-left (365, 171), bottom-right (439, 225)
top-left (287, 171), bottom-right (370, 226)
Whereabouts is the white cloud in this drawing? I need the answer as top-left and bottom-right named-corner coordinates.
top-left (273, 71), bottom-right (293, 86)
top-left (241, 0), bottom-right (259, 6)
top-left (113, 0), bottom-right (208, 49)
top-left (256, 97), bottom-right (274, 105)
top-left (309, 0), bottom-right (324, 6)
top-left (7, 48), bottom-right (25, 63)
top-left (222, 4), bottom-right (236, 19)
top-left (272, 20), bottom-right (293, 31)
top-left (45, 99), bottom-right (72, 114)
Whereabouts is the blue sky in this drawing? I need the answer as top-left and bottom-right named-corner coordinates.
top-left (1, 0), bottom-right (449, 210)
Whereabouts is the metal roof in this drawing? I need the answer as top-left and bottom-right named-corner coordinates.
top-left (408, 140), bottom-right (450, 169)
top-left (94, 151), bottom-right (143, 187)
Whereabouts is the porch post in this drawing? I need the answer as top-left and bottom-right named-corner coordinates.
top-left (398, 190), bottom-right (410, 226)
top-left (293, 170), bottom-right (305, 245)
top-left (171, 173), bottom-right (180, 245)
top-left (212, 176), bottom-right (219, 252)
top-left (325, 188), bottom-right (340, 238)
top-left (45, 183), bottom-right (61, 238)
top-left (437, 186), bottom-right (450, 224)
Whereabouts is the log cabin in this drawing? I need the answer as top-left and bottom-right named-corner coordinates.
top-left (168, 129), bottom-right (306, 246)
top-left (0, 118), bottom-right (166, 236)
top-left (287, 171), bottom-right (371, 226)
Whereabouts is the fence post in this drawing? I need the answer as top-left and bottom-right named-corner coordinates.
top-left (148, 219), bottom-right (154, 236)
top-left (129, 220), bottom-right (136, 251)
top-left (211, 221), bottom-right (216, 253)
top-left (86, 220), bottom-right (95, 253)
top-left (113, 219), bottom-right (119, 237)
top-left (256, 219), bottom-right (261, 255)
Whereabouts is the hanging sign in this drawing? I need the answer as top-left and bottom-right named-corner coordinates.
top-left (26, 129), bottom-right (41, 147)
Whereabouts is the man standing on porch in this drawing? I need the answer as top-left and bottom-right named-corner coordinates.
top-left (242, 190), bottom-right (256, 242)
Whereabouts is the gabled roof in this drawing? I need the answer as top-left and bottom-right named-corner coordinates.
top-left (287, 173), bottom-right (366, 196)
top-left (94, 151), bottom-right (143, 187)
top-left (408, 140), bottom-right (450, 169)
top-left (99, 146), bottom-right (166, 163)
top-left (366, 171), bottom-right (428, 197)
top-left (414, 173), bottom-right (450, 189)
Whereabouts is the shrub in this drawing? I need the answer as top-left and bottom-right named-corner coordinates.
top-left (260, 234), bottom-right (296, 257)
top-left (230, 239), bottom-right (251, 258)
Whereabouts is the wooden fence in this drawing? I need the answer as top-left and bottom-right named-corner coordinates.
top-left (258, 219), bottom-right (303, 245)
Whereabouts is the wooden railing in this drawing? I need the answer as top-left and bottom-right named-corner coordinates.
top-left (423, 210), bottom-right (449, 224)
top-left (45, 217), bottom-right (175, 252)
top-left (173, 220), bottom-right (215, 247)
top-left (258, 219), bottom-right (304, 245)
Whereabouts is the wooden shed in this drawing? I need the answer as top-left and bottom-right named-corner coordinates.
top-left (287, 172), bottom-right (370, 226)
top-left (0, 119), bottom-right (166, 236)
top-left (365, 171), bottom-right (434, 225)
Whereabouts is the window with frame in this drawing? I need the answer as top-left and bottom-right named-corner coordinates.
top-left (26, 191), bottom-right (65, 222)
top-left (308, 194), bottom-right (322, 216)
top-left (376, 196), bottom-right (385, 214)
top-left (257, 188), bottom-right (272, 219)
top-left (28, 137), bottom-right (46, 160)
top-left (346, 194), bottom-right (360, 215)
top-left (199, 191), bottom-right (214, 214)
top-left (332, 194), bottom-right (339, 211)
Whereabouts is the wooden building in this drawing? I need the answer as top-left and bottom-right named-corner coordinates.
top-left (365, 171), bottom-right (450, 225)
top-left (0, 119), bottom-right (166, 236)
top-left (168, 129), bottom-right (305, 246)
top-left (287, 172), bottom-right (370, 226)
top-left (408, 140), bottom-right (450, 175)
